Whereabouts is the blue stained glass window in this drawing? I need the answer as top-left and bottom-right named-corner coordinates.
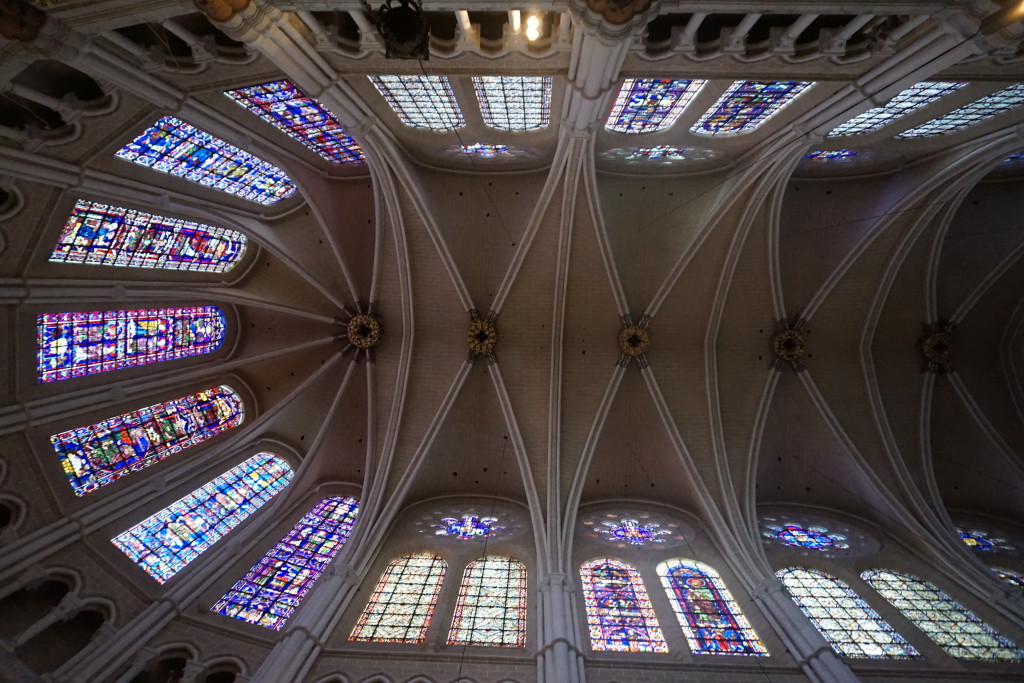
top-left (804, 149), bottom-right (856, 160)
top-left (595, 518), bottom-right (671, 546)
top-left (368, 76), bottom-right (464, 130)
top-left (1003, 152), bottom-right (1024, 164)
top-left (862, 569), bottom-right (1024, 660)
top-left (51, 385), bottom-right (243, 496)
top-left (115, 116), bottom-right (296, 205)
top-left (762, 523), bottom-right (850, 551)
top-left (657, 560), bottom-right (767, 656)
top-left (37, 306), bottom-right (226, 383)
top-left (692, 81), bottom-right (813, 136)
top-left (212, 496), bottom-right (359, 630)
top-left (224, 80), bottom-right (365, 165)
top-left (898, 84), bottom-right (1024, 138)
top-left (580, 558), bottom-right (667, 653)
top-left (472, 76), bottom-right (551, 131)
top-left (50, 200), bottom-right (247, 272)
top-left (605, 78), bottom-right (706, 134)
top-left (350, 553), bottom-right (447, 643)
top-left (777, 567), bottom-right (918, 659)
top-left (992, 567), bottom-right (1024, 590)
top-left (447, 556), bottom-right (527, 647)
top-left (112, 453), bottom-right (293, 583)
top-left (957, 528), bottom-right (1015, 553)
top-left (433, 514), bottom-right (503, 539)
top-left (828, 82), bottom-right (966, 136)
top-left (461, 143), bottom-right (510, 158)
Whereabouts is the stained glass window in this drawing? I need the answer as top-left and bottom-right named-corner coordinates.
top-left (777, 567), bottom-right (918, 659)
top-left (762, 523), bottom-right (850, 551)
top-left (804, 149), bottom-right (856, 160)
top-left (49, 200), bottom-right (247, 272)
top-left (111, 453), bottom-right (292, 584)
top-left (898, 84), bottom-right (1024, 138)
top-left (992, 567), bottom-right (1024, 590)
top-left (461, 143), bottom-right (510, 158)
top-left (472, 76), bottom-right (551, 131)
top-left (447, 556), bottom-right (527, 647)
top-left (51, 385), bottom-right (243, 496)
top-left (350, 553), bottom-right (447, 643)
top-left (628, 146), bottom-right (688, 160)
top-left (828, 82), bottom-right (966, 136)
top-left (692, 81), bottom-right (813, 136)
top-left (432, 514), bottom-right (503, 539)
top-left (224, 80), bottom-right (365, 165)
top-left (368, 76), bottom-right (464, 130)
top-left (212, 496), bottom-right (360, 630)
top-left (862, 569), bottom-right (1024, 660)
top-left (37, 306), bottom-right (226, 383)
top-left (957, 528), bottom-right (1015, 553)
top-left (595, 518), bottom-right (671, 546)
top-left (605, 78), bottom-right (706, 134)
top-left (580, 558), bottom-right (667, 653)
top-left (115, 116), bottom-right (296, 205)
top-left (657, 560), bottom-right (767, 656)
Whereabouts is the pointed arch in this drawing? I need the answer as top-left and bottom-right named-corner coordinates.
top-left (777, 568), bottom-right (918, 659)
top-left (349, 553), bottom-right (447, 643)
top-left (579, 558), bottom-right (667, 653)
top-left (656, 559), bottom-right (767, 656)
top-left (447, 556), bottom-right (527, 647)
top-left (862, 569), bottom-right (1024, 660)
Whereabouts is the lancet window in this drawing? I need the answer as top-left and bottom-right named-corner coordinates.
top-left (473, 76), bottom-right (551, 131)
top-left (350, 553), bottom-right (447, 643)
top-left (447, 556), bottom-right (527, 647)
top-left (828, 82), bottom-right (966, 136)
top-left (580, 558), bottom-right (668, 653)
top-left (368, 76), bottom-right (464, 130)
top-left (692, 81), bottom-right (812, 136)
top-left (605, 78), bottom-right (705, 134)
top-left (897, 84), bottom-right (1024, 138)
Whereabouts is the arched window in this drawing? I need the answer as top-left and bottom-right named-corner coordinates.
top-left (51, 385), bottom-right (244, 496)
top-left (828, 82), bottom-right (966, 136)
top-left (992, 567), bottom-right (1024, 590)
top-left (49, 200), bottom-right (247, 272)
top-left (605, 78), bottom-right (706, 134)
top-left (579, 558), bottom-right (667, 653)
top-left (656, 559), bottom-right (767, 656)
top-left (472, 76), bottom-right (551, 131)
top-left (447, 556), bottom-right (527, 647)
top-left (349, 553), bottom-right (447, 643)
top-left (37, 306), bottom-right (226, 383)
top-left (115, 116), bottom-right (296, 205)
top-left (368, 76), bottom-right (464, 130)
top-left (111, 454), bottom-right (293, 584)
top-left (862, 569), bottom-right (1024, 660)
top-left (691, 81), bottom-right (813, 136)
top-left (777, 568), bottom-right (917, 659)
top-left (224, 80), bottom-right (365, 165)
top-left (897, 84), bottom-right (1024, 138)
top-left (212, 496), bottom-right (360, 630)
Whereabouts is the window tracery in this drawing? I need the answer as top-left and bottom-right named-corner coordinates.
top-left (777, 567), bottom-right (918, 658)
top-left (368, 76), bottom-right (464, 130)
top-left (580, 558), bottom-right (668, 653)
top-left (957, 527), bottom-right (1015, 553)
top-left (111, 453), bottom-right (293, 583)
top-left (861, 569), bottom-right (1024, 660)
top-left (473, 76), bottom-right (551, 131)
top-left (51, 385), bottom-right (243, 496)
top-left (605, 78), bottom-right (705, 134)
top-left (212, 496), bottom-right (360, 629)
top-left (350, 553), bottom-right (447, 643)
top-left (657, 559), bottom-right (767, 656)
top-left (991, 567), bottom-right (1024, 590)
top-left (827, 82), bottom-right (966, 136)
top-left (762, 523), bottom-right (849, 551)
top-left (897, 84), bottom-right (1024, 137)
top-left (37, 306), bottom-right (226, 383)
top-left (692, 81), bottom-right (812, 136)
top-left (447, 556), bottom-right (527, 647)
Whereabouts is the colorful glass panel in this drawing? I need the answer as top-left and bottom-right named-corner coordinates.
top-left (580, 558), bottom-right (667, 653)
top-left (212, 496), bottom-right (360, 629)
top-left (898, 84), bottom-right (1024, 138)
top-left (862, 569), bottom-right (1024, 660)
top-left (657, 560), bottom-right (767, 656)
top-left (461, 143), bottom-right (510, 158)
top-left (433, 514), bottom-right (503, 539)
top-left (447, 556), bottom-right (527, 647)
top-left (628, 146), bottom-right (688, 160)
top-left (605, 78), bottom-right (706, 134)
top-left (763, 523), bottom-right (850, 551)
top-left (368, 76), bottom-right (464, 130)
top-left (804, 149), bottom-right (857, 160)
top-left (957, 528), bottom-right (1015, 553)
top-left (595, 518), bottom-right (671, 546)
top-left (992, 567), bottom-right (1024, 590)
top-left (37, 306), bottom-right (226, 383)
top-left (115, 116), bottom-right (296, 205)
top-left (1003, 152), bottom-right (1024, 164)
top-left (473, 76), bottom-right (551, 131)
top-left (49, 200), bottom-right (247, 272)
top-left (828, 82), bottom-right (966, 136)
top-left (51, 385), bottom-right (243, 496)
top-left (692, 81), bottom-right (813, 136)
top-left (350, 553), bottom-right (447, 643)
top-left (111, 453), bottom-right (292, 583)
top-left (777, 567), bottom-right (918, 659)
top-left (224, 80), bottom-right (365, 165)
